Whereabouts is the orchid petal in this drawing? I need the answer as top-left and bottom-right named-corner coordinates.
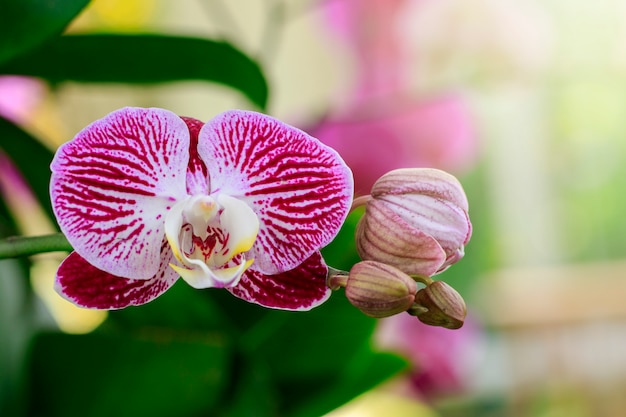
top-left (229, 252), bottom-right (331, 311)
top-left (216, 194), bottom-right (259, 259)
top-left (50, 107), bottom-right (189, 279)
top-left (181, 116), bottom-right (210, 195)
top-left (55, 241), bottom-right (179, 310)
top-left (198, 110), bottom-right (353, 275)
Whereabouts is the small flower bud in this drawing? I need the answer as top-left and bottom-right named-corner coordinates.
top-left (356, 168), bottom-right (472, 277)
top-left (411, 281), bottom-right (467, 329)
top-left (345, 261), bottom-right (417, 318)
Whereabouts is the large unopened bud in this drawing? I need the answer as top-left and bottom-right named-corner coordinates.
top-left (345, 261), bottom-right (417, 318)
top-left (411, 281), bottom-right (467, 329)
top-left (356, 168), bottom-right (472, 277)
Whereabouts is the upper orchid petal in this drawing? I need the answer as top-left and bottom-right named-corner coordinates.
top-left (50, 107), bottom-right (190, 279)
top-left (197, 110), bottom-right (354, 275)
top-left (55, 239), bottom-right (179, 310)
top-left (229, 251), bottom-right (331, 311)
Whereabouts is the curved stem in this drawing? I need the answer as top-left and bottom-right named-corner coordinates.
top-left (326, 267), bottom-right (349, 290)
top-left (411, 275), bottom-right (434, 286)
top-left (350, 194), bottom-right (371, 212)
top-left (0, 233), bottom-right (72, 259)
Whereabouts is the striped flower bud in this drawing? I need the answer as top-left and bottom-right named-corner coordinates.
top-left (345, 261), bottom-right (417, 318)
top-left (356, 168), bottom-right (471, 277)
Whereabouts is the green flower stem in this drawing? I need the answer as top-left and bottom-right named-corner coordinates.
top-left (0, 233), bottom-right (73, 259)
top-left (326, 267), bottom-right (349, 290)
top-left (350, 194), bottom-right (371, 212)
top-left (411, 275), bottom-right (434, 286)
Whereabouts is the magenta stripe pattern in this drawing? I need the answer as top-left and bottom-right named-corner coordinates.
top-left (198, 110), bottom-right (353, 275)
top-left (229, 251), bottom-right (331, 310)
top-left (55, 237), bottom-right (179, 309)
top-left (50, 108), bottom-right (190, 279)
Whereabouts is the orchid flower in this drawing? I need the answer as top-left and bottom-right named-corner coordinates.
top-left (50, 107), bottom-right (353, 310)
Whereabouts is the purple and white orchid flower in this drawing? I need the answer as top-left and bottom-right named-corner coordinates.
top-left (50, 107), bottom-right (353, 311)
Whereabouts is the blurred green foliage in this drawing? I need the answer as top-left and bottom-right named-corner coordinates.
top-left (0, 1), bottom-right (405, 416)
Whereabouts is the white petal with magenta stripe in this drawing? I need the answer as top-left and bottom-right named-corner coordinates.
top-left (197, 110), bottom-right (354, 275)
top-left (50, 107), bottom-right (189, 279)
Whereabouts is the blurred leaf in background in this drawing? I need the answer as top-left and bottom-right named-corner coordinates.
top-left (0, 0), bottom-right (91, 65)
top-left (0, 34), bottom-right (268, 110)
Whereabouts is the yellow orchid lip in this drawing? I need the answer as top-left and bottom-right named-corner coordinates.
top-left (164, 194), bottom-right (260, 289)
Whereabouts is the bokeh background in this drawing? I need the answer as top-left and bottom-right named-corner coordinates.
top-left (3, 0), bottom-right (626, 416)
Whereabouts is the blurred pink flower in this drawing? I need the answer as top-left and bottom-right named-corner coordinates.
top-left (323, 0), bottom-right (410, 102)
top-left (0, 76), bottom-right (44, 124)
top-left (312, 0), bottom-right (477, 195)
top-left (376, 311), bottom-right (482, 399)
top-left (309, 94), bottom-right (475, 195)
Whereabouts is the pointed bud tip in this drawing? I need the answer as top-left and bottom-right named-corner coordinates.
top-left (411, 281), bottom-right (467, 329)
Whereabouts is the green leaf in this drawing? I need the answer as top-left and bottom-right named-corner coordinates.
top-left (322, 209), bottom-right (362, 271)
top-left (103, 281), bottom-right (235, 333)
top-left (287, 351), bottom-right (408, 417)
top-left (0, 116), bottom-right (56, 222)
top-left (247, 294), bottom-right (377, 381)
top-left (25, 331), bottom-right (231, 417)
top-left (0, 34), bottom-right (269, 109)
top-left (0, 0), bottom-right (90, 65)
top-left (215, 355), bottom-right (278, 417)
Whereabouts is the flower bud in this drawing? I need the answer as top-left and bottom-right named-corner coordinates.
top-left (345, 261), bottom-right (417, 318)
top-left (411, 281), bottom-right (466, 329)
top-left (356, 168), bottom-right (471, 277)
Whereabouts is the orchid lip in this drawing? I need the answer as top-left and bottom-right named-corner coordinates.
top-left (164, 193), bottom-right (260, 289)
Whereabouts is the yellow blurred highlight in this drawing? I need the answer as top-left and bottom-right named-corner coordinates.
top-left (0, 151), bottom-right (106, 334)
top-left (67, 0), bottom-right (156, 33)
top-left (324, 389), bottom-right (438, 417)
top-left (30, 255), bottom-right (108, 334)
